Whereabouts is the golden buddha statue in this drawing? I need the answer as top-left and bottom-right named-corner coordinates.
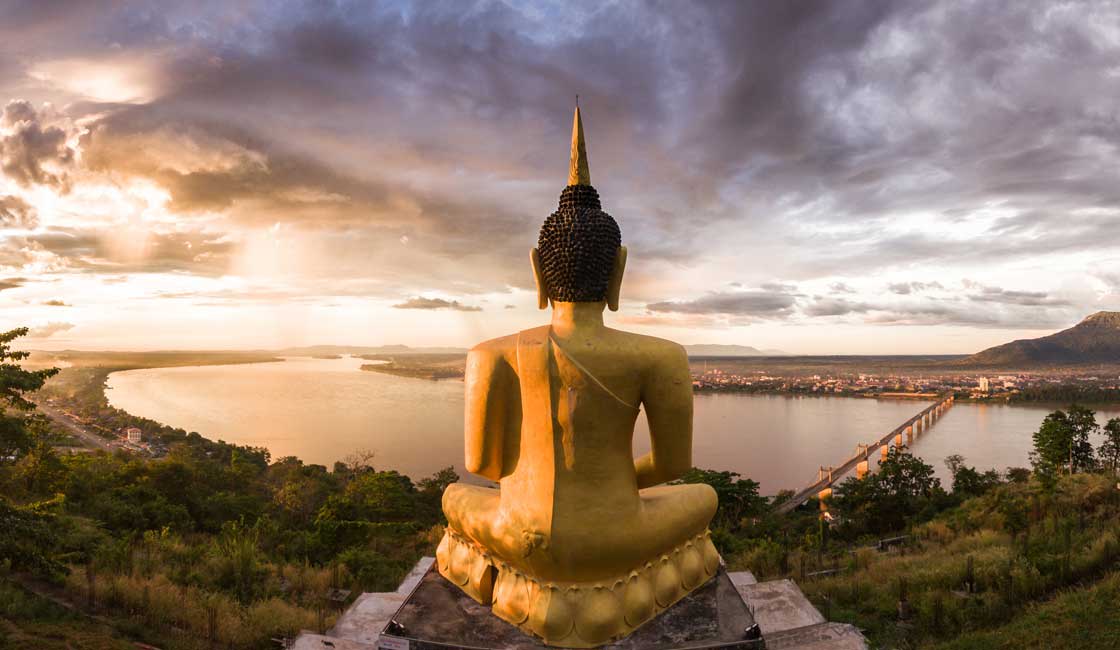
top-left (437, 106), bottom-right (719, 648)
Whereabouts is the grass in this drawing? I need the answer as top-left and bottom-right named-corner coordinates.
top-left (731, 473), bottom-right (1120, 649)
top-left (0, 579), bottom-right (134, 650)
top-left (933, 570), bottom-right (1120, 650)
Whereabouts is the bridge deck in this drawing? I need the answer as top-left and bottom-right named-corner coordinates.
top-left (774, 395), bottom-right (953, 515)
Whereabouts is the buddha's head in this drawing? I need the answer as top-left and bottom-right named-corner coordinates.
top-left (531, 106), bottom-right (627, 311)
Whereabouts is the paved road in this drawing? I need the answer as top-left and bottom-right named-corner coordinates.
top-left (36, 403), bottom-right (117, 452)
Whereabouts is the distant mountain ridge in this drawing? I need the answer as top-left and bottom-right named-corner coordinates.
top-left (273, 344), bottom-right (468, 356)
top-left (685, 344), bottom-right (787, 357)
top-left (962, 311), bottom-right (1120, 366)
top-left (284, 343), bottom-right (787, 358)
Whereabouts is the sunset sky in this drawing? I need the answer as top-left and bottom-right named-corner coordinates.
top-left (1, 1), bottom-right (1118, 354)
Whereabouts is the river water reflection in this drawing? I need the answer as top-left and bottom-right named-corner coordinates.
top-left (106, 357), bottom-right (1120, 494)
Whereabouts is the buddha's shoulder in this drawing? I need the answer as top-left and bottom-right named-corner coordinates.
top-left (469, 333), bottom-right (519, 354)
top-left (467, 332), bottom-right (522, 366)
top-left (603, 329), bottom-right (687, 360)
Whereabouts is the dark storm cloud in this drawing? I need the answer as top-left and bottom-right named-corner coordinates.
top-left (0, 276), bottom-right (26, 291)
top-left (0, 195), bottom-right (36, 228)
top-left (804, 298), bottom-right (875, 317)
top-left (393, 297), bottom-right (482, 312)
top-left (802, 293), bottom-right (1076, 329)
top-left (10, 227), bottom-right (235, 275)
top-left (0, 0), bottom-right (1117, 321)
top-left (647, 289), bottom-right (797, 317)
top-left (865, 302), bottom-right (1074, 329)
top-left (0, 100), bottom-right (73, 187)
top-left (888, 281), bottom-right (944, 295)
top-left (966, 285), bottom-right (1072, 307)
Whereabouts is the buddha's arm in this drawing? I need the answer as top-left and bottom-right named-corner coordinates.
top-left (635, 345), bottom-right (694, 489)
top-left (464, 346), bottom-right (509, 482)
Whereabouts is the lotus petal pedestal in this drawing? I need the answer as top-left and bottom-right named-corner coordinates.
top-left (375, 562), bottom-right (762, 650)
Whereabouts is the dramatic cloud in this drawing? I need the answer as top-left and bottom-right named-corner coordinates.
top-left (10, 228), bottom-right (236, 276)
top-left (0, 100), bottom-right (73, 187)
top-left (804, 298), bottom-right (875, 317)
top-left (0, 1), bottom-right (1117, 350)
top-left (647, 289), bottom-right (797, 317)
top-left (888, 282), bottom-right (945, 295)
top-left (0, 195), bottom-right (36, 228)
top-left (967, 285), bottom-right (1072, 307)
top-left (27, 321), bottom-right (74, 338)
top-left (393, 297), bottom-right (482, 312)
top-left (0, 277), bottom-right (25, 291)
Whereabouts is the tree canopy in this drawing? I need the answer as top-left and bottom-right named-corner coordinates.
top-left (1031, 404), bottom-right (1098, 475)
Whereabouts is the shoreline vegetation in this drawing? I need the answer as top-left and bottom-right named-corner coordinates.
top-left (6, 336), bottom-right (1120, 648)
top-left (5, 342), bottom-right (457, 649)
top-left (358, 353), bottom-right (467, 380)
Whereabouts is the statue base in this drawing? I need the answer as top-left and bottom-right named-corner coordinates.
top-left (376, 563), bottom-right (762, 650)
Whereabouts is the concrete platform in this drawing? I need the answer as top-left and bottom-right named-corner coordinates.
top-left (294, 559), bottom-right (866, 650)
top-left (727, 570), bottom-right (757, 588)
top-left (381, 564), bottom-right (760, 650)
top-left (291, 558), bottom-right (434, 650)
top-left (731, 578), bottom-right (866, 650)
top-left (293, 634), bottom-right (376, 650)
top-left (763, 622), bottom-right (868, 650)
top-left (735, 579), bottom-right (825, 635)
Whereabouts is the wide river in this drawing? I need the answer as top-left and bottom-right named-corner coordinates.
top-left (107, 356), bottom-right (1120, 494)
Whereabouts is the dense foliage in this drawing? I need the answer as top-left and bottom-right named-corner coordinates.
top-left (0, 329), bottom-right (457, 649)
top-left (4, 325), bottom-right (1120, 649)
top-left (1030, 404), bottom-right (1102, 475)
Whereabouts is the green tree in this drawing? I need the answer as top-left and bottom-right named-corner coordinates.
top-left (945, 454), bottom-right (1002, 499)
top-left (13, 442), bottom-right (67, 494)
top-left (0, 328), bottom-right (58, 460)
top-left (0, 497), bottom-right (64, 577)
top-left (834, 447), bottom-right (943, 536)
top-left (1100, 418), bottom-right (1120, 474)
top-left (318, 470), bottom-right (419, 523)
top-left (1031, 405), bottom-right (1097, 475)
top-left (417, 466), bottom-right (459, 523)
top-left (672, 468), bottom-right (765, 530)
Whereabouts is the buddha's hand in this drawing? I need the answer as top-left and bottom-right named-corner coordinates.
top-left (521, 530), bottom-right (549, 557)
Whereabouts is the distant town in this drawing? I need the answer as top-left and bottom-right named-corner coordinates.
top-left (690, 363), bottom-right (1120, 402)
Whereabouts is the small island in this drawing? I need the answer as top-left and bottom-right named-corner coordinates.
top-left (359, 353), bottom-right (466, 380)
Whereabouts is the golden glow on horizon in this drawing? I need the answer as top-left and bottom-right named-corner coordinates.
top-left (1, 5), bottom-right (1118, 355)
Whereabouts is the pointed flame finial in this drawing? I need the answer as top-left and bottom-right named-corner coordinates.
top-left (567, 103), bottom-right (590, 186)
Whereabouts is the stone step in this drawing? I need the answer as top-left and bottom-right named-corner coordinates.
top-left (291, 558), bottom-right (433, 650)
top-left (762, 622), bottom-right (868, 650)
top-left (289, 632), bottom-right (378, 650)
top-left (728, 569), bottom-right (758, 588)
top-left (735, 578), bottom-right (826, 635)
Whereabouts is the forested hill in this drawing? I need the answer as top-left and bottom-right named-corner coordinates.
top-left (962, 311), bottom-right (1120, 366)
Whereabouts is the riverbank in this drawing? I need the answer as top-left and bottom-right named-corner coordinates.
top-left (11, 347), bottom-right (1120, 650)
top-left (88, 356), bottom-right (1120, 494)
top-left (358, 353), bottom-right (465, 380)
top-left (33, 352), bottom-right (285, 457)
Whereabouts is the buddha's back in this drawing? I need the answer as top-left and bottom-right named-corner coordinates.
top-left (436, 105), bottom-right (720, 647)
top-left (484, 325), bottom-right (710, 581)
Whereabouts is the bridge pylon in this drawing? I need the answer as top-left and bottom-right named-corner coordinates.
top-left (854, 444), bottom-right (870, 480)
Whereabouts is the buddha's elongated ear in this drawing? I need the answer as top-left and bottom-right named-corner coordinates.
top-left (606, 246), bottom-right (627, 312)
top-left (530, 248), bottom-right (549, 310)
